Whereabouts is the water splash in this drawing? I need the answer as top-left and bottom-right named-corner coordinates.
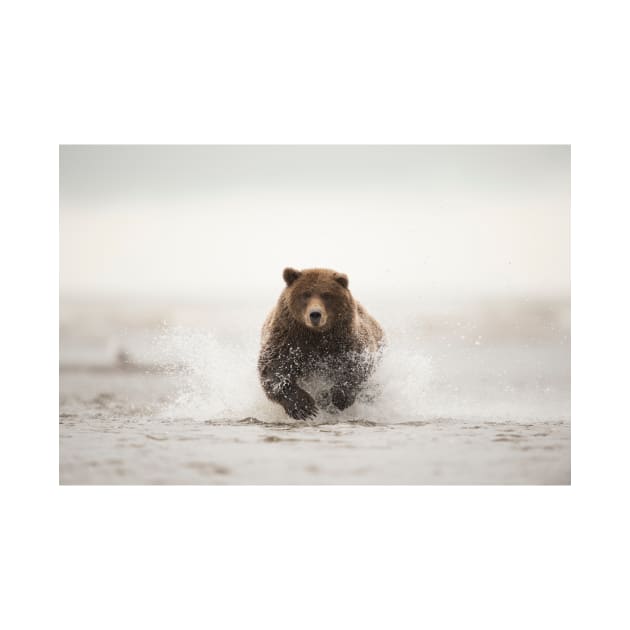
top-left (154, 325), bottom-right (432, 424)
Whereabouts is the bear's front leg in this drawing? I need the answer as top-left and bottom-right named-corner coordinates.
top-left (330, 353), bottom-right (376, 411)
top-left (263, 378), bottom-right (317, 419)
top-left (258, 352), bottom-right (318, 420)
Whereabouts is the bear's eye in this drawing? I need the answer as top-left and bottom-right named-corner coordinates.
top-left (321, 292), bottom-right (332, 299)
top-left (302, 292), bottom-right (311, 299)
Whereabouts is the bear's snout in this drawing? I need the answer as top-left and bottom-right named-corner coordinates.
top-left (304, 297), bottom-right (327, 329)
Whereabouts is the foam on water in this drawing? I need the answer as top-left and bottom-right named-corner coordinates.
top-left (154, 325), bottom-right (433, 424)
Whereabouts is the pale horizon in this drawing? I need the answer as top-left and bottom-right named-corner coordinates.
top-left (60, 145), bottom-right (570, 301)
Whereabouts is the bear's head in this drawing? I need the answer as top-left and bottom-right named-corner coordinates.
top-left (282, 267), bottom-right (353, 332)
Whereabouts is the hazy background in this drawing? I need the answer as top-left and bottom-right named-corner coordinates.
top-left (60, 145), bottom-right (570, 302)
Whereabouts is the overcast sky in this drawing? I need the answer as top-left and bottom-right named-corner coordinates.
top-left (60, 145), bottom-right (570, 301)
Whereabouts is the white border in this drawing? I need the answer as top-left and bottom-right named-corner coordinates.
top-left (4, 0), bottom-right (630, 628)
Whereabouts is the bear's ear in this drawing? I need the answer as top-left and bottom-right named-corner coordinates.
top-left (283, 267), bottom-right (302, 286)
top-left (334, 273), bottom-right (349, 289)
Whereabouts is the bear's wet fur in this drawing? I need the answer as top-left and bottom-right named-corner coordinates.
top-left (258, 267), bottom-right (385, 420)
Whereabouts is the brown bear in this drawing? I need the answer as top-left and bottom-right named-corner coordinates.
top-left (258, 267), bottom-right (385, 419)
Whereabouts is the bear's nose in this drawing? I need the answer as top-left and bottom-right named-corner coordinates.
top-left (309, 311), bottom-right (322, 325)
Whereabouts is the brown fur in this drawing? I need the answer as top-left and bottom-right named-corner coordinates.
top-left (258, 267), bottom-right (385, 419)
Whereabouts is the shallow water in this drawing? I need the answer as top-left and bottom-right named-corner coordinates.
top-left (59, 297), bottom-right (570, 484)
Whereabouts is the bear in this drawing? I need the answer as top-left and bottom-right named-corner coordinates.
top-left (258, 267), bottom-right (385, 419)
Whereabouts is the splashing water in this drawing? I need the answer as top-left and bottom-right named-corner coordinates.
top-left (154, 325), bottom-right (432, 424)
